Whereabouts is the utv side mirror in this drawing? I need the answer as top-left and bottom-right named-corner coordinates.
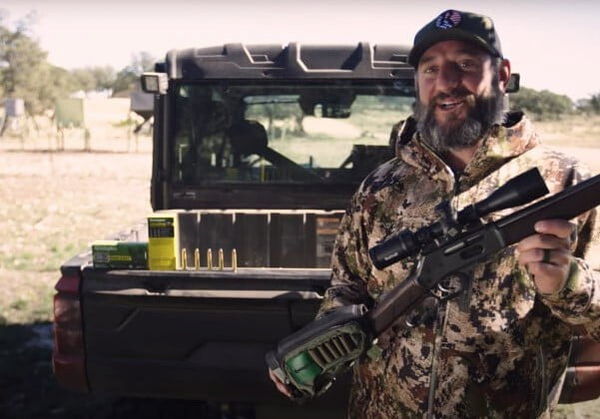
top-left (141, 72), bottom-right (168, 95)
top-left (506, 73), bottom-right (520, 94)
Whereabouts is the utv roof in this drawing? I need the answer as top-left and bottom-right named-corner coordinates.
top-left (164, 42), bottom-right (414, 80)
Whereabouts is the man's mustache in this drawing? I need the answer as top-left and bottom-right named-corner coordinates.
top-left (430, 88), bottom-right (475, 106)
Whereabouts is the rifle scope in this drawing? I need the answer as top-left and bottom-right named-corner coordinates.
top-left (369, 168), bottom-right (548, 270)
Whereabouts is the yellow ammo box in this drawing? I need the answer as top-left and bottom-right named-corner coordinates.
top-left (148, 211), bottom-right (199, 270)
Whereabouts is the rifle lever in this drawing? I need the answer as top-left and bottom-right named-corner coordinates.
top-left (429, 272), bottom-right (470, 301)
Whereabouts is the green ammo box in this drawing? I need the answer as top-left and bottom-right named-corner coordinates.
top-left (92, 240), bottom-right (148, 269)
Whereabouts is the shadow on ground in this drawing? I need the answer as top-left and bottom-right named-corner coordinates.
top-left (0, 322), bottom-right (253, 419)
top-left (0, 322), bottom-right (109, 418)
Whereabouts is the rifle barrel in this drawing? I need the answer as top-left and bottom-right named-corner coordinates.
top-left (497, 174), bottom-right (600, 246)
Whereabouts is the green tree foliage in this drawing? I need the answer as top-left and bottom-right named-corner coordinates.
top-left (0, 13), bottom-right (82, 116)
top-left (0, 13), bottom-right (121, 120)
top-left (576, 93), bottom-right (600, 114)
top-left (590, 94), bottom-right (600, 113)
top-left (90, 65), bottom-right (117, 91)
top-left (0, 14), bottom-right (52, 115)
top-left (70, 68), bottom-right (96, 92)
top-left (112, 51), bottom-right (154, 95)
top-left (510, 87), bottom-right (573, 120)
top-left (37, 64), bottom-right (75, 109)
top-left (69, 65), bottom-right (116, 93)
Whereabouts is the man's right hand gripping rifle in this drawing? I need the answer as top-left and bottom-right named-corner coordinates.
top-left (266, 167), bottom-right (600, 401)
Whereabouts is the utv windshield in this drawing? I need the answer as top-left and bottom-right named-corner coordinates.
top-left (172, 81), bottom-right (414, 185)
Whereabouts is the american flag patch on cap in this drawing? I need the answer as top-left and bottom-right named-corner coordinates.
top-left (435, 10), bottom-right (461, 29)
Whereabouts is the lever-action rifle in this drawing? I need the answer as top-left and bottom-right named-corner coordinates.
top-left (266, 168), bottom-right (600, 400)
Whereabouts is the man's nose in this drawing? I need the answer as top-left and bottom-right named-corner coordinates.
top-left (437, 63), bottom-right (462, 92)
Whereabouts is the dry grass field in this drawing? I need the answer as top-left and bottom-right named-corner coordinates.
top-left (0, 115), bottom-right (599, 418)
top-left (0, 131), bottom-right (154, 418)
top-left (537, 114), bottom-right (600, 149)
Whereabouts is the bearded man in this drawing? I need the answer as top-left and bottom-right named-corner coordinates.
top-left (271, 10), bottom-right (600, 418)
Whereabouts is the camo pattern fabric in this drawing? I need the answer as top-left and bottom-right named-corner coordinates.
top-left (318, 112), bottom-right (600, 418)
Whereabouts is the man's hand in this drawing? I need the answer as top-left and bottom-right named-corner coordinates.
top-left (268, 369), bottom-right (294, 398)
top-left (516, 219), bottom-right (577, 295)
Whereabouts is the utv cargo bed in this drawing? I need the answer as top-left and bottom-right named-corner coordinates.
top-left (80, 264), bottom-right (351, 404)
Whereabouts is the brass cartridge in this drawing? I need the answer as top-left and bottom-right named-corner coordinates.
top-left (181, 248), bottom-right (188, 270)
top-left (218, 248), bottom-right (224, 270)
top-left (207, 249), bottom-right (213, 270)
top-left (232, 249), bottom-right (238, 272)
top-left (194, 248), bottom-right (200, 270)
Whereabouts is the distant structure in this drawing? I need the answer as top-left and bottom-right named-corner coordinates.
top-left (130, 90), bottom-right (153, 134)
top-left (54, 98), bottom-right (131, 151)
top-left (0, 98), bottom-right (26, 137)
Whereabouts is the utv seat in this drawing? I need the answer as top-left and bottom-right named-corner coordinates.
top-left (227, 120), bottom-right (322, 182)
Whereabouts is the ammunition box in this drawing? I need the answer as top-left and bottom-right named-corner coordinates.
top-left (148, 211), bottom-right (198, 270)
top-left (91, 241), bottom-right (148, 269)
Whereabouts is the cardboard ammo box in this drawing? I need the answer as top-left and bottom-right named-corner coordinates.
top-left (147, 210), bottom-right (198, 270)
top-left (91, 241), bottom-right (148, 269)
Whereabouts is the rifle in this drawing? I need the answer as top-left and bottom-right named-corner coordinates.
top-left (266, 168), bottom-right (600, 400)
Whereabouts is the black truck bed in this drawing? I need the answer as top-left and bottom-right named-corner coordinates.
top-left (79, 265), bottom-right (350, 413)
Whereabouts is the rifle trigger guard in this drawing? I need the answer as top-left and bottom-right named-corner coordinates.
top-left (430, 272), bottom-right (470, 301)
top-left (404, 296), bottom-right (439, 328)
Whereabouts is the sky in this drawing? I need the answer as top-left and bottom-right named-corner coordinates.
top-left (1, 0), bottom-right (599, 101)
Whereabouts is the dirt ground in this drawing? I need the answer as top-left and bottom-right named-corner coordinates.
top-left (0, 139), bottom-right (154, 418)
top-left (0, 124), bottom-right (599, 417)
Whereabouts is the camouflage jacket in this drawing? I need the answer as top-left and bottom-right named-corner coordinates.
top-left (319, 112), bottom-right (600, 418)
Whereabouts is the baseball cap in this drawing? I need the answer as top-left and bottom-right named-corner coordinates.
top-left (408, 10), bottom-right (503, 68)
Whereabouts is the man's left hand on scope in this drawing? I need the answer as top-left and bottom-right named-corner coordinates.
top-left (516, 219), bottom-right (577, 295)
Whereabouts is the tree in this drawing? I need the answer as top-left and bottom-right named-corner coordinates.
top-left (69, 66), bottom-right (116, 93)
top-left (112, 51), bottom-right (155, 95)
top-left (576, 93), bottom-right (600, 115)
top-left (0, 15), bottom-right (48, 115)
top-left (36, 64), bottom-right (72, 110)
top-left (70, 68), bottom-right (97, 92)
top-left (590, 94), bottom-right (600, 114)
top-left (0, 13), bottom-right (82, 115)
top-left (0, 13), bottom-right (85, 136)
top-left (89, 65), bottom-right (116, 91)
top-left (510, 87), bottom-right (573, 120)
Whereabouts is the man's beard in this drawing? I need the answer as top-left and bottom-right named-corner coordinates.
top-left (413, 85), bottom-right (505, 153)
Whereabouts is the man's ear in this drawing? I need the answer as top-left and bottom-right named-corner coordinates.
top-left (498, 59), bottom-right (511, 93)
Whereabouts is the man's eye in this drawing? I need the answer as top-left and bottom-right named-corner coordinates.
top-left (459, 60), bottom-right (476, 70)
top-left (423, 66), bottom-right (438, 74)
